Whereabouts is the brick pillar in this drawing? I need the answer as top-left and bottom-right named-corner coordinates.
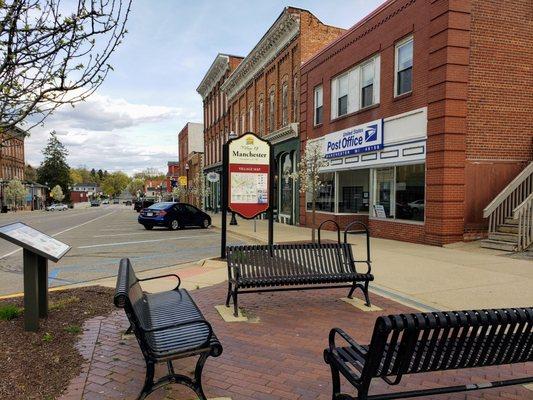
top-left (425, 0), bottom-right (471, 245)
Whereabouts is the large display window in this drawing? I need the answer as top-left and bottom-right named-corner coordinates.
top-left (338, 169), bottom-right (370, 213)
top-left (306, 172), bottom-right (335, 212)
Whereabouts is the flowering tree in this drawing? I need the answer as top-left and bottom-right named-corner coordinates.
top-left (293, 141), bottom-right (328, 243)
top-left (50, 184), bottom-right (65, 202)
top-left (172, 186), bottom-right (187, 202)
top-left (188, 168), bottom-right (206, 208)
top-left (5, 179), bottom-right (27, 209)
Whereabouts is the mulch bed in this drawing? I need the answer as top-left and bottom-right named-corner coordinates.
top-left (0, 286), bottom-right (116, 400)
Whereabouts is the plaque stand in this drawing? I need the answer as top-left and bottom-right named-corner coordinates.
top-left (23, 249), bottom-right (49, 331)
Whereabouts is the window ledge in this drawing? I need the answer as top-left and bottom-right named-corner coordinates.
top-left (393, 91), bottom-right (412, 101)
top-left (330, 103), bottom-right (380, 123)
top-left (369, 217), bottom-right (424, 226)
top-left (313, 123), bottom-right (323, 129)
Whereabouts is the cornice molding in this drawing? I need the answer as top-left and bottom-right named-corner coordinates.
top-left (197, 54), bottom-right (230, 99)
top-left (263, 122), bottom-right (299, 145)
top-left (221, 10), bottom-right (300, 102)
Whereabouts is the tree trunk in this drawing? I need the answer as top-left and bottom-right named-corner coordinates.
top-left (311, 181), bottom-right (317, 243)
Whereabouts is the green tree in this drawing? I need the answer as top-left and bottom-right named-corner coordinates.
top-left (101, 172), bottom-right (130, 197)
top-left (37, 131), bottom-right (71, 200)
top-left (5, 179), bottom-right (27, 209)
top-left (127, 178), bottom-right (145, 198)
top-left (50, 185), bottom-right (65, 202)
top-left (70, 169), bottom-right (83, 185)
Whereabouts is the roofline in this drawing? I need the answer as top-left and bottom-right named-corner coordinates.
top-left (301, 0), bottom-right (397, 71)
top-left (196, 53), bottom-right (245, 95)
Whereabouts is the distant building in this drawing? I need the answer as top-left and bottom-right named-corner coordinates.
top-left (144, 178), bottom-right (166, 200)
top-left (0, 126), bottom-right (25, 181)
top-left (197, 53), bottom-right (243, 211)
top-left (166, 161), bottom-right (179, 193)
top-left (177, 122), bottom-right (204, 206)
top-left (71, 183), bottom-right (101, 203)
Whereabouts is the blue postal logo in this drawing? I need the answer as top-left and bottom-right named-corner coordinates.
top-left (365, 124), bottom-right (378, 142)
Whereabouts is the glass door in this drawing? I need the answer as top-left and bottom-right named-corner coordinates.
top-left (374, 167), bottom-right (394, 218)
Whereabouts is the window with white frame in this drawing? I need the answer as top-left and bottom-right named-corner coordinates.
top-left (314, 85), bottom-right (323, 126)
top-left (331, 54), bottom-right (380, 119)
top-left (241, 113), bottom-right (245, 134)
top-left (395, 36), bottom-right (413, 96)
top-left (292, 75), bottom-right (298, 122)
top-left (258, 99), bottom-right (264, 135)
top-left (234, 115), bottom-right (238, 134)
top-left (361, 60), bottom-right (375, 108)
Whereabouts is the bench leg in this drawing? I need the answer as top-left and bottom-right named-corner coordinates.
top-left (347, 283), bottom-right (357, 299)
top-left (137, 360), bottom-right (155, 400)
top-left (362, 281), bottom-right (371, 307)
top-left (192, 353), bottom-right (209, 400)
top-left (232, 288), bottom-right (239, 317)
top-left (225, 282), bottom-right (232, 307)
top-left (324, 350), bottom-right (342, 400)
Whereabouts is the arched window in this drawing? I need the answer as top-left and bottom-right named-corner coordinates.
top-left (258, 99), bottom-right (264, 135)
top-left (248, 104), bottom-right (254, 132)
top-left (268, 89), bottom-right (275, 132)
top-left (281, 82), bottom-right (288, 126)
top-left (293, 75), bottom-right (298, 122)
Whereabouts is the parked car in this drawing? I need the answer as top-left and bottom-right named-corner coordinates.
top-left (113, 198), bottom-right (120, 204)
top-left (134, 198), bottom-right (155, 212)
top-left (124, 200), bottom-right (132, 206)
top-left (90, 200), bottom-right (100, 207)
top-left (46, 203), bottom-right (68, 211)
top-left (102, 199), bottom-right (110, 205)
top-left (138, 202), bottom-right (211, 230)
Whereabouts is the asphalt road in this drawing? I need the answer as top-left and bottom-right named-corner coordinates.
top-left (0, 205), bottom-right (241, 296)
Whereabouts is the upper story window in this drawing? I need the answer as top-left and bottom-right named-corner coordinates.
top-left (241, 113), bottom-right (245, 134)
top-left (331, 54), bottom-right (380, 119)
top-left (314, 85), bottom-right (323, 126)
top-left (248, 105), bottom-right (254, 132)
top-left (258, 99), bottom-right (264, 135)
top-left (234, 115), bottom-right (238, 134)
top-left (281, 82), bottom-right (288, 126)
top-left (268, 89), bottom-right (275, 132)
top-left (292, 75), bottom-right (298, 122)
top-left (395, 36), bottom-right (413, 96)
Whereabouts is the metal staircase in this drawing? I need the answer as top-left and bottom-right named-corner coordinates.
top-left (482, 162), bottom-right (533, 252)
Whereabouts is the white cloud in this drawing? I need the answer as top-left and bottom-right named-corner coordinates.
top-left (24, 94), bottom-right (189, 174)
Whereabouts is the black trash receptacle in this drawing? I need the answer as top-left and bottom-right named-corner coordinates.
top-left (1, 206), bottom-right (8, 213)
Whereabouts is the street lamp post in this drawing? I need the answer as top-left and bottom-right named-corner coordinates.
top-left (227, 131), bottom-right (239, 226)
top-left (185, 163), bottom-right (190, 204)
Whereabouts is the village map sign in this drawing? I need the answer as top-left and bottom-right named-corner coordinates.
top-left (228, 133), bottom-right (271, 219)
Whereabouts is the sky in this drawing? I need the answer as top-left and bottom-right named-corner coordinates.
top-left (26, 0), bottom-right (386, 176)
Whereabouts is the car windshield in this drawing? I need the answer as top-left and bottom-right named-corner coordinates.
top-left (148, 202), bottom-right (174, 210)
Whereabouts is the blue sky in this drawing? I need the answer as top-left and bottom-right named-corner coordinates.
top-left (27, 0), bottom-right (386, 175)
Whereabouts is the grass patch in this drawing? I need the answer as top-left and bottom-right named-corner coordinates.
top-left (64, 325), bottom-right (82, 335)
top-left (42, 332), bottom-right (53, 342)
top-left (49, 296), bottom-right (80, 311)
top-left (0, 304), bottom-right (22, 321)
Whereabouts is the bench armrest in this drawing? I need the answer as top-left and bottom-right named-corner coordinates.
top-left (328, 328), bottom-right (367, 356)
top-left (138, 274), bottom-right (181, 289)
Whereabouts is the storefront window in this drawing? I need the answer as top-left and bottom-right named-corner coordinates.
top-left (338, 169), bottom-right (370, 213)
top-left (374, 167), bottom-right (394, 218)
top-left (279, 153), bottom-right (293, 216)
top-left (307, 172), bottom-right (335, 212)
top-left (396, 164), bottom-right (425, 221)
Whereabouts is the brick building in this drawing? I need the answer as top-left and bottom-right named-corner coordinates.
top-left (0, 127), bottom-right (25, 181)
top-left (197, 54), bottom-right (243, 211)
top-left (177, 122), bottom-right (204, 206)
top-left (220, 7), bottom-right (345, 225)
top-left (165, 161), bottom-right (179, 193)
top-left (299, 0), bottom-right (532, 246)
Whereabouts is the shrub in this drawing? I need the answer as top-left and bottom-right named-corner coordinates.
top-left (0, 304), bottom-right (22, 320)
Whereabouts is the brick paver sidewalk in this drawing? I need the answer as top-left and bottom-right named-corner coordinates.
top-left (60, 283), bottom-right (533, 400)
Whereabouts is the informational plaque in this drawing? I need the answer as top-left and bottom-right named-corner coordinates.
top-left (373, 204), bottom-right (387, 219)
top-left (0, 222), bottom-right (71, 262)
top-left (228, 132), bottom-right (271, 219)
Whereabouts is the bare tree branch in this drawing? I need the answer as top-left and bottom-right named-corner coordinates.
top-left (0, 0), bottom-right (132, 145)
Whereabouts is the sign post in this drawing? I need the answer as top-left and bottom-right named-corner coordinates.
top-left (0, 222), bottom-right (71, 331)
top-left (221, 132), bottom-right (273, 258)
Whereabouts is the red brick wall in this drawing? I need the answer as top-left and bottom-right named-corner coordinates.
top-left (463, 0), bottom-right (533, 229)
top-left (227, 9), bottom-right (345, 139)
top-left (178, 124), bottom-right (189, 177)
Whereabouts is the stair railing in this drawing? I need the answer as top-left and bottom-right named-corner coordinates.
top-left (483, 162), bottom-right (533, 236)
top-left (513, 193), bottom-right (533, 251)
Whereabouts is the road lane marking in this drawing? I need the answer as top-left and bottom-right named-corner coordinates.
top-left (0, 211), bottom-right (116, 259)
top-left (77, 234), bottom-right (218, 249)
top-left (93, 232), bottom-right (154, 238)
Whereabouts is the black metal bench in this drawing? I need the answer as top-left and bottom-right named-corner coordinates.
top-left (225, 220), bottom-right (373, 317)
top-left (324, 307), bottom-right (533, 400)
top-left (114, 258), bottom-right (223, 400)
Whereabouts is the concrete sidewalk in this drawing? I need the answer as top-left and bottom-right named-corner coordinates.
top-left (210, 213), bottom-right (533, 311)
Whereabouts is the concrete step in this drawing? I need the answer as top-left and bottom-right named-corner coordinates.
top-left (497, 224), bottom-right (519, 234)
top-left (504, 218), bottom-right (519, 225)
top-left (488, 232), bottom-right (519, 243)
top-left (480, 239), bottom-right (517, 252)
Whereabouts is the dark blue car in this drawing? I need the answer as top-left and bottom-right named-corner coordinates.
top-left (137, 202), bottom-right (211, 230)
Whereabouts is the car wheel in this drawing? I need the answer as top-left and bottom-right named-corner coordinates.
top-left (144, 225), bottom-right (153, 230)
top-left (169, 219), bottom-right (179, 231)
top-left (202, 218), bottom-right (210, 229)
